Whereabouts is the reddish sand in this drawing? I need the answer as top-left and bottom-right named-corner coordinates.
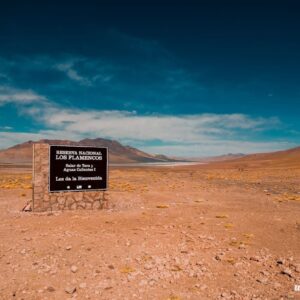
top-left (0, 162), bottom-right (299, 299)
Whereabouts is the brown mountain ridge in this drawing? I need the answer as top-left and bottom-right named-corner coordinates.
top-left (200, 146), bottom-right (300, 169)
top-left (0, 138), bottom-right (179, 164)
top-left (1, 139), bottom-right (299, 167)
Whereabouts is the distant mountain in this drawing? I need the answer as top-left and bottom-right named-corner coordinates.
top-left (0, 138), bottom-right (179, 164)
top-left (173, 153), bottom-right (245, 162)
top-left (203, 146), bottom-right (300, 169)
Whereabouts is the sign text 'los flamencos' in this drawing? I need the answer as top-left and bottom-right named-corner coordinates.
top-left (55, 149), bottom-right (103, 161)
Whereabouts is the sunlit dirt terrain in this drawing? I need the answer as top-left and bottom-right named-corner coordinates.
top-left (0, 163), bottom-right (299, 299)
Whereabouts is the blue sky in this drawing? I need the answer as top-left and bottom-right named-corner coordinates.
top-left (0, 1), bottom-right (299, 156)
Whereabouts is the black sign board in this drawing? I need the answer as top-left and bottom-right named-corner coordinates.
top-left (49, 145), bottom-right (108, 192)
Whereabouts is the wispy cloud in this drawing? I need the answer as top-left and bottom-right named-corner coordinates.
top-left (0, 85), bottom-right (289, 155)
top-left (0, 55), bottom-right (114, 90)
top-left (55, 61), bottom-right (92, 86)
top-left (0, 85), bottom-right (287, 155)
top-left (0, 130), bottom-right (82, 149)
top-left (38, 108), bottom-right (280, 143)
top-left (0, 86), bottom-right (47, 104)
top-left (0, 48), bottom-right (207, 117)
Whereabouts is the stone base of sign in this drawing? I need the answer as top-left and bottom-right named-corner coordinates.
top-left (32, 143), bottom-right (108, 212)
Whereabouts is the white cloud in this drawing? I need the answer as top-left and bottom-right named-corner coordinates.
top-left (0, 131), bottom-right (45, 148)
top-left (0, 86), bottom-right (46, 104)
top-left (37, 108), bottom-right (280, 144)
top-left (55, 61), bottom-right (92, 86)
top-left (55, 58), bottom-right (114, 86)
top-left (0, 130), bottom-right (82, 149)
top-left (0, 85), bottom-right (292, 156)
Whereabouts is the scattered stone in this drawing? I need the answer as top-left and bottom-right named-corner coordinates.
top-left (65, 286), bottom-right (76, 294)
top-left (139, 279), bottom-right (147, 286)
top-left (281, 268), bottom-right (293, 277)
top-left (46, 286), bottom-right (55, 292)
top-left (200, 284), bottom-right (208, 291)
top-left (195, 283), bottom-right (207, 291)
top-left (276, 258), bottom-right (285, 265)
top-left (22, 203), bottom-right (32, 212)
top-left (256, 277), bottom-right (268, 285)
top-left (273, 282), bottom-right (281, 289)
top-left (79, 282), bottom-right (87, 289)
top-left (294, 264), bottom-right (300, 273)
top-left (144, 263), bottom-right (152, 270)
top-left (20, 249), bottom-right (26, 255)
top-left (238, 244), bottom-right (246, 249)
top-left (215, 255), bottom-right (222, 261)
top-left (148, 279), bottom-right (155, 286)
top-left (250, 256), bottom-right (261, 262)
top-left (65, 245), bottom-right (72, 250)
top-left (71, 265), bottom-right (78, 273)
top-left (260, 270), bottom-right (270, 276)
top-left (220, 292), bottom-right (230, 299)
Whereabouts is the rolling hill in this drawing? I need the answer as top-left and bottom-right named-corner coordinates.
top-left (203, 146), bottom-right (300, 169)
top-left (177, 153), bottom-right (245, 163)
top-left (0, 138), bottom-right (178, 165)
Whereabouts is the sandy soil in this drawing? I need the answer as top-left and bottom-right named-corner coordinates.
top-left (0, 165), bottom-right (299, 300)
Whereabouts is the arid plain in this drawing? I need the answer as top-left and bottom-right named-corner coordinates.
top-left (0, 150), bottom-right (300, 300)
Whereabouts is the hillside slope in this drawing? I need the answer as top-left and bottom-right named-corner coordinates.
top-left (0, 138), bottom-right (177, 164)
top-left (204, 146), bottom-right (300, 169)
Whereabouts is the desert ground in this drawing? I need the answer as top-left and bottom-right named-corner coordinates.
top-left (0, 163), bottom-right (299, 300)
